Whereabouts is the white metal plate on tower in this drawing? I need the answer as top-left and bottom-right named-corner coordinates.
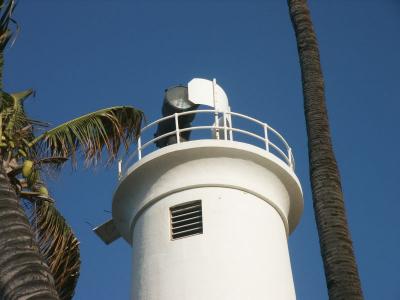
top-left (188, 78), bottom-right (230, 112)
top-left (93, 219), bottom-right (121, 245)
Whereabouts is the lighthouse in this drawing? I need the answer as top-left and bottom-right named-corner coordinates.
top-left (94, 78), bottom-right (304, 300)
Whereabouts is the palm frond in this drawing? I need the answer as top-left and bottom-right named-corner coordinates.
top-left (0, 0), bottom-right (16, 31)
top-left (31, 199), bottom-right (80, 300)
top-left (11, 88), bottom-right (34, 102)
top-left (3, 89), bottom-right (33, 132)
top-left (0, 90), bottom-right (38, 159)
top-left (35, 156), bottom-right (68, 176)
top-left (0, 0), bottom-right (17, 94)
top-left (0, 0), bottom-right (17, 50)
top-left (31, 106), bottom-right (143, 167)
top-left (36, 156), bottom-right (68, 166)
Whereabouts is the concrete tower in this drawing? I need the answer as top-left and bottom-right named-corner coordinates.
top-left (95, 78), bottom-right (303, 300)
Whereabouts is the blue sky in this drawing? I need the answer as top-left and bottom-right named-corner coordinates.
top-left (7, 1), bottom-right (400, 299)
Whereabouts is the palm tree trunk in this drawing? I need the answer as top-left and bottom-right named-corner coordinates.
top-left (287, 0), bottom-right (363, 299)
top-left (0, 165), bottom-right (59, 300)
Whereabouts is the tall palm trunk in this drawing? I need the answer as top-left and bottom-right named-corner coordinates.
top-left (0, 165), bottom-right (59, 300)
top-left (287, 0), bottom-right (363, 299)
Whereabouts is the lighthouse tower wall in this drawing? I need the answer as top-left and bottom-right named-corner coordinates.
top-left (132, 187), bottom-right (295, 300)
top-left (112, 140), bottom-right (303, 300)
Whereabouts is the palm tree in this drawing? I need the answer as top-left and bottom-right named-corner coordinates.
top-left (0, 1), bottom-right (144, 299)
top-left (287, 0), bottom-right (363, 299)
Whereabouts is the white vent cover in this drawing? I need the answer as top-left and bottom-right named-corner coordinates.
top-left (188, 78), bottom-right (230, 112)
top-left (170, 200), bottom-right (203, 240)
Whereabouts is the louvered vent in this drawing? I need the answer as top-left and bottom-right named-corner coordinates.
top-left (170, 200), bottom-right (203, 240)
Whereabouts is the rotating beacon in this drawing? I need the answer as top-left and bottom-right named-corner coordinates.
top-left (94, 78), bottom-right (304, 300)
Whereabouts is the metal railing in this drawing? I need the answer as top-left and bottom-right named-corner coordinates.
top-left (119, 110), bottom-right (295, 178)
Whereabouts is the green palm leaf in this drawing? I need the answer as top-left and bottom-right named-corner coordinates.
top-left (22, 170), bottom-right (80, 300)
top-left (31, 200), bottom-right (80, 300)
top-left (0, 1), bottom-right (18, 96)
top-left (0, 89), bottom-right (38, 160)
top-left (0, 2), bottom-right (143, 299)
top-left (31, 106), bottom-right (143, 167)
top-left (0, 0), bottom-right (16, 32)
top-left (0, 0), bottom-right (16, 50)
top-left (3, 89), bottom-right (34, 132)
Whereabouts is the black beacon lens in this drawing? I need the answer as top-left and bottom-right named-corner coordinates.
top-left (154, 85), bottom-right (198, 148)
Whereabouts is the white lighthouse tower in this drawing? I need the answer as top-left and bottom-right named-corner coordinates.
top-left (94, 78), bottom-right (303, 300)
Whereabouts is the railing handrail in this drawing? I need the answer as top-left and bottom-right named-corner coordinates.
top-left (119, 109), bottom-right (295, 179)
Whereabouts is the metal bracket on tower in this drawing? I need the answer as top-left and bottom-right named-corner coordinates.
top-left (93, 219), bottom-right (121, 245)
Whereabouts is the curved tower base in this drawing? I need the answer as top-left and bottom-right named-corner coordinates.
top-left (112, 140), bottom-right (303, 300)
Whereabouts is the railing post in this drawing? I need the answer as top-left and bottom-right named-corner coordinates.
top-left (118, 159), bottom-right (122, 180)
top-left (228, 112), bottom-right (233, 141)
top-left (175, 112), bottom-right (181, 143)
top-left (137, 136), bottom-right (142, 160)
top-left (223, 112), bottom-right (227, 140)
top-left (288, 147), bottom-right (293, 169)
top-left (264, 123), bottom-right (269, 152)
top-left (214, 110), bottom-right (220, 140)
